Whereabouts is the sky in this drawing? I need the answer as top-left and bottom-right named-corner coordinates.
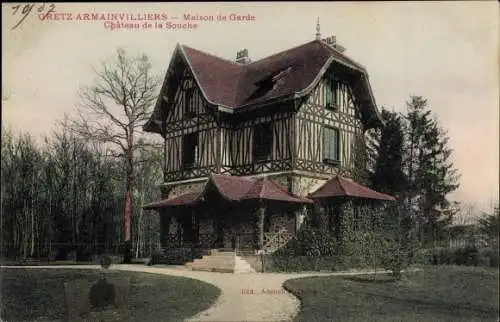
top-left (2, 2), bottom-right (499, 210)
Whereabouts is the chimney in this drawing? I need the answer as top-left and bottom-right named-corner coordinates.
top-left (236, 49), bottom-right (251, 64)
top-left (322, 35), bottom-right (346, 53)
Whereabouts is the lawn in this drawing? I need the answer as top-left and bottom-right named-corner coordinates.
top-left (284, 265), bottom-right (499, 322)
top-left (0, 268), bottom-right (221, 322)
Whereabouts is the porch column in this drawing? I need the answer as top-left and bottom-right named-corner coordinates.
top-left (295, 205), bottom-right (307, 233)
top-left (256, 201), bottom-right (266, 250)
top-left (192, 207), bottom-right (200, 245)
top-left (159, 210), bottom-right (171, 247)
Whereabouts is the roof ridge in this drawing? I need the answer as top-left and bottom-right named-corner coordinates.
top-left (180, 44), bottom-right (244, 67)
top-left (242, 40), bottom-right (317, 66)
top-left (315, 39), bottom-right (366, 71)
top-left (336, 175), bottom-right (349, 196)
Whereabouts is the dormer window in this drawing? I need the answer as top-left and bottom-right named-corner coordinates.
top-left (325, 77), bottom-right (340, 111)
top-left (254, 66), bottom-right (292, 93)
top-left (184, 87), bottom-right (195, 117)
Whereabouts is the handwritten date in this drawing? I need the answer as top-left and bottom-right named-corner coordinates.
top-left (11, 3), bottom-right (55, 30)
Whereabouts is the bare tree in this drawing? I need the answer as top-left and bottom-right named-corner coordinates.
top-left (68, 48), bottom-right (159, 263)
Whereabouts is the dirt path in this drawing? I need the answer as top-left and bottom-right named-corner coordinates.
top-left (3, 264), bottom-right (405, 322)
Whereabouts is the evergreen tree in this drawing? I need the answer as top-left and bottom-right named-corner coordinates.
top-left (370, 108), bottom-right (407, 197)
top-left (403, 96), bottom-right (460, 243)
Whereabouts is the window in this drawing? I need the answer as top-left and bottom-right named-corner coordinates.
top-left (325, 77), bottom-right (340, 110)
top-left (323, 127), bottom-right (340, 164)
top-left (182, 132), bottom-right (199, 168)
top-left (184, 87), bottom-right (195, 117)
top-left (253, 122), bottom-right (273, 161)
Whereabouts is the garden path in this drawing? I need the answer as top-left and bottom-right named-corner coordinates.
top-left (5, 264), bottom-right (407, 321)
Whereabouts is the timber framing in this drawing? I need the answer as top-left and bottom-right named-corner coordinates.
top-left (145, 39), bottom-right (383, 187)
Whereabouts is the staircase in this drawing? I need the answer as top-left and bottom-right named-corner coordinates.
top-left (185, 250), bottom-right (237, 273)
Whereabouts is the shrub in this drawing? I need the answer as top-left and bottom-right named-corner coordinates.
top-left (275, 228), bottom-right (339, 257)
top-left (148, 249), bottom-right (163, 265)
top-left (99, 255), bottom-right (112, 269)
top-left (413, 248), bottom-right (434, 265)
top-left (378, 203), bottom-right (419, 278)
top-left (263, 255), bottom-right (345, 272)
top-left (342, 231), bottom-right (388, 269)
top-left (89, 278), bottom-right (116, 310)
top-left (453, 245), bottom-right (478, 266)
top-left (147, 248), bottom-right (203, 266)
top-left (427, 246), bottom-right (491, 267)
top-left (477, 247), bottom-right (499, 268)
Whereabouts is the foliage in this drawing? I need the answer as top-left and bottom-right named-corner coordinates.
top-left (403, 96), bottom-right (460, 242)
top-left (274, 228), bottom-right (338, 257)
top-left (478, 247), bottom-right (499, 267)
top-left (415, 246), bottom-right (498, 268)
top-left (89, 278), bottom-right (116, 310)
top-left (366, 96), bottom-right (460, 246)
top-left (1, 125), bottom-right (161, 260)
top-left (68, 48), bottom-right (161, 263)
top-left (100, 255), bottom-right (112, 269)
top-left (148, 248), bottom-right (204, 265)
top-left (369, 108), bottom-right (407, 196)
top-left (263, 255), bottom-right (345, 272)
top-left (477, 205), bottom-right (499, 240)
top-left (379, 202), bottom-right (419, 278)
top-left (341, 231), bottom-right (387, 268)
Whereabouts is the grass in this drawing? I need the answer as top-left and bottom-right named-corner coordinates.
top-left (284, 265), bottom-right (499, 322)
top-left (1, 268), bottom-right (221, 322)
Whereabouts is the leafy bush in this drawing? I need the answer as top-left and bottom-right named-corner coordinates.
top-left (426, 246), bottom-right (493, 267)
top-left (413, 248), bottom-right (434, 265)
top-left (274, 228), bottom-right (338, 257)
top-left (147, 248), bottom-right (204, 266)
top-left (453, 245), bottom-right (478, 266)
top-left (263, 255), bottom-right (346, 272)
top-left (148, 249), bottom-right (163, 266)
top-left (99, 255), bottom-right (112, 269)
top-left (477, 248), bottom-right (499, 267)
top-left (342, 231), bottom-right (388, 269)
top-left (263, 228), bottom-right (343, 272)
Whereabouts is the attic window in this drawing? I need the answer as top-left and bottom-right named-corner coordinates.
top-left (325, 77), bottom-right (340, 110)
top-left (255, 66), bottom-right (292, 92)
top-left (184, 87), bottom-right (195, 117)
top-left (271, 66), bottom-right (292, 83)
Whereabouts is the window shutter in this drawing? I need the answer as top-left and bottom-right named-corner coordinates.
top-left (332, 129), bottom-right (338, 160)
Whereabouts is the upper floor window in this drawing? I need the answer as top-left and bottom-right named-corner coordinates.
top-left (253, 122), bottom-right (273, 162)
top-left (182, 132), bottom-right (199, 168)
top-left (184, 87), bottom-right (196, 117)
top-left (323, 126), bottom-right (340, 164)
top-left (325, 77), bottom-right (340, 111)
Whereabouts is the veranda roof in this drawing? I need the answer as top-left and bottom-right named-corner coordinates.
top-left (143, 174), bottom-right (311, 210)
top-left (241, 177), bottom-right (313, 204)
top-left (308, 175), bottom-right (396, 201)
top-left (142, 192), bottom-right (201, 210)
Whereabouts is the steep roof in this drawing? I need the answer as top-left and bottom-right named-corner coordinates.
top-left (142, 174), bottom-right (311, 210)
top-left (241, 177), bottom-right (312, 204)
top-left (145, 39), bottom-right (383, 132)
top-left (309, 175), bottom-right (396, 201)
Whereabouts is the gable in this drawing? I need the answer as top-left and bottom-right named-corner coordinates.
top-left (144, 40), bottom-right (384, 133)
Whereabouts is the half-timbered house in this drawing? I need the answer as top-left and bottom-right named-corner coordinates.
top-left (143, 29), bottom-right (385, 253)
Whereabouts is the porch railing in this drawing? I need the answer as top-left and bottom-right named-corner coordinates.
top-left (263, 228), bottom-right (293, 254)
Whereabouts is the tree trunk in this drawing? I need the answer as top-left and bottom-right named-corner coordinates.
top-left (123, 188), bottom-right (133, 263)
